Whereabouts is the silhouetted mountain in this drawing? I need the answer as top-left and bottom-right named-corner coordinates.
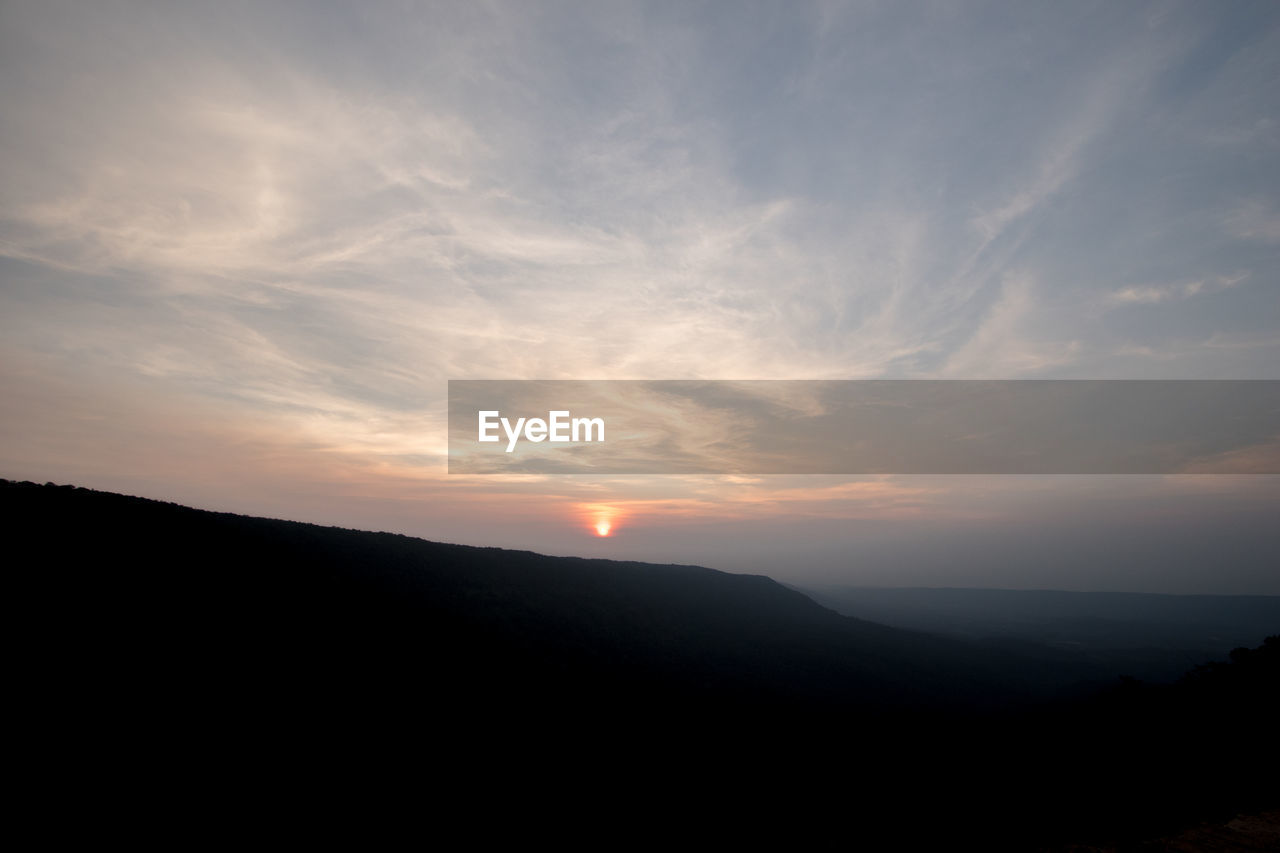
top-left (7, 479), bottom-right (1277, 848)
top-left (6, 479), bottom-right (1057, 719)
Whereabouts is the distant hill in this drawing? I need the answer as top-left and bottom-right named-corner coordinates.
top-left (6, 479), bottom-right (1276, 847)
top-left (804, 585), bottom-right (1280, 683)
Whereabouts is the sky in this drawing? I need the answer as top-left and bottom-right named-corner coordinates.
top-left (1, 1), bottom-right (1278, 593)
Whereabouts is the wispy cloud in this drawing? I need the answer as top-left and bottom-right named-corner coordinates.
top-left (1108, 271), bottom-right (1250, 305)
top-left (1223, 199), bottom-right (1280, 244)
top-left (942, 275), bottom-right (1081, 377)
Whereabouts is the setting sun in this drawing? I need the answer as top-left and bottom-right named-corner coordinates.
top-left (579, 503), bottom-right (623, 538)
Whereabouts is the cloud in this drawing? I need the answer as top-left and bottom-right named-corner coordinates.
top-left (967, 46), bottom-right (1164, 249)
top-left (1108, 271), bottom-right (1250, 305)
top-left (942, 275), bottom-right (1080, 377)
top-left (1, 2), bottom-right (1278, 590)
top-left (1224, 200), bottom-right (1280, 244)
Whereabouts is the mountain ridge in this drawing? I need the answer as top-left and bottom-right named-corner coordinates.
top-left (4, 478), bottom-right (1026, 713)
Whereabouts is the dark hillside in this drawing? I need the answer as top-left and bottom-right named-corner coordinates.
top-left (7, 479), bottom-right (1276, 847)
top-left (6, 479), bottom-right (1069, 721)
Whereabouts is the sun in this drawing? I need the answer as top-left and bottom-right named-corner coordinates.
top-left (579, 502), bottom-right (623, 538)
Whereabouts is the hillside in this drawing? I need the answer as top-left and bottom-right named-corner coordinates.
top-left (7, 479), bottom-right (1276, 847)
top-left (5, 478), bottom-right (1051, 720)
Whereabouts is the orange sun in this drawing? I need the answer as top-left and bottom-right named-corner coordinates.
top-left (579, 503), bottom-right (623, 538)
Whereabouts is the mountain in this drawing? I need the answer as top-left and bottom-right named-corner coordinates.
top-left (7, 478), bottom-right (1276, 847)
top-left (4, 478), bottom-right (1052, 721)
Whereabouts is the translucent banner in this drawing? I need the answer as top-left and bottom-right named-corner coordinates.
top-left (447, 380), bottom-right (1280, 474)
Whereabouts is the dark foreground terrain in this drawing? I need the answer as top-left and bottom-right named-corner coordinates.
top-left (7, 479), bottom-right (1276, 846)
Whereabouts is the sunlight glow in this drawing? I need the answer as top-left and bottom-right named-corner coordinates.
top-left (579, 502), bottom-right (622, 538)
